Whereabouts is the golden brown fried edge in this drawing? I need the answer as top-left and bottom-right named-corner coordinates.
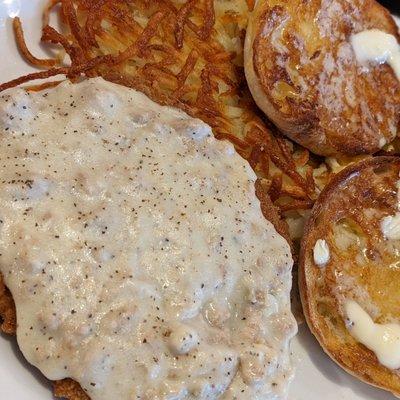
top-left (299, 156), bottom-right (400, 396)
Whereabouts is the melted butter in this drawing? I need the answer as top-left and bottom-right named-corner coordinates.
top-left (313, 239), bottom-right (330, 266)
top-left (381, 181), bottom-right (400, 240)
top-left (381, 214), bottom-right (400, 240)
top-left (0, 78), bottom-right (296, 400)
top-left (350, 29), bottom-right (400, 81)
top-left (395, 16), bottom-right (400, 31)
top-left (345, 301), bottom-right (400, 370)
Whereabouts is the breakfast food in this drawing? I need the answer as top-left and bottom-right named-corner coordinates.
top-left (0, 78), bottom-right (297, 399)
top-left (1, 0), bottom-right (320, 223)
top-left (244, 0), bottom-right (400, 157)
top-left (299, 156), bottom-right (400, 395)
top-left (1, 0), bottom-right (399, 397)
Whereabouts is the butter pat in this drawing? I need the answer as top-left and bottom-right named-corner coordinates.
top-left (350, 29), bottom-right (400, 81)
top-left (381, 180), bottom-right (400, 240)
top-left (345, 300), bottom-right (400, 370)
top-left (381, 214), bottom-right (400, 240)
top-left (379, 137), bottom-right (386, 149)
top-left (313, 239), bottom-right (330, 266)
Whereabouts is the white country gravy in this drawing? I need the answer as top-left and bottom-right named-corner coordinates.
top-left (0, 78), bottom-right (296, 399)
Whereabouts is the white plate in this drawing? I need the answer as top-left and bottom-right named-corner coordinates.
top-left (0, 1), bottom-right (397, 399)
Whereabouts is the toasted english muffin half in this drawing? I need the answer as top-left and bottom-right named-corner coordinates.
top-left (244, 0), bottom-right (400, 157)
top-left (299, 156), bottom-right (400, 395)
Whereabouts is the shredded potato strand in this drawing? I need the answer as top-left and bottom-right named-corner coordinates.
top-left (13, 17), bottom-right (57, 68)
top-left (0, 68), bottom-right (69, 92)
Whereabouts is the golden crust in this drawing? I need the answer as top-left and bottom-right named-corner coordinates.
top-left (53, 379), bottom-right (90, 400)
top-left (0, 275), bottom-right (16, 335)
top-left (299, 156), bottom-right (400, 396)
top-left (245, 0), bottom-right (400, 157)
